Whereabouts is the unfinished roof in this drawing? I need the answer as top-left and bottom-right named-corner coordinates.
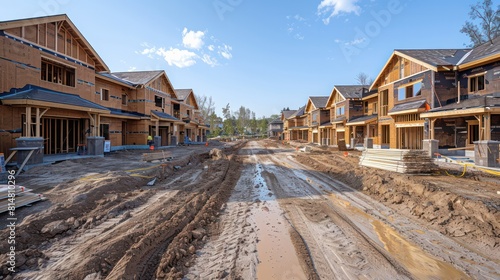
top-left (111, 71), bottom-right (164, 86)
top-left (335, 85), bottom-right (367, 99)
top-left (174, 89), bottom-right (192, 101)
top-left (0, 14), bottom-right (109, 72)
top-left (396, 49), bottom-right (470, 67)
top-left (0, 85), bottom-right (109, 113)
top-left (98, 73), bottom-right (136, 88)
top-left (459, 36), bottom-right (500, 68)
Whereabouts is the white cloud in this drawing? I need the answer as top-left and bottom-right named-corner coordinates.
top-left (294, 33), bottom-right (304, 40)
top-left (208, 45), bottom-right (215, 51)
top-left (182, 28), bottom-right (205, 50)
top-left (128, 66), bottom-right (137, 71)
top-left (201, 54), bottom-right (218, 67)
top-left (318, 0), bottom-right (361, 25)
top-left (156, 47), bottom-right (198, 68)
top-left (294, 14), bottom-right (305, 21)
top-left (218, 44), bottom-right (233, 60)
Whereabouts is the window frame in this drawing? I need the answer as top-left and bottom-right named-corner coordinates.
top-left (101, 88), bottom-right (110, 101)
top-left (468, 73), bottom-right (485, 93)
top-left (41, 57), bottom-right (76, 87)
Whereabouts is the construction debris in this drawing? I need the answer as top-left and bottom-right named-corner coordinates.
top-left (142, 150), bottom-right (173, 162)
top-left (359, 149), bottom-right (438, 174)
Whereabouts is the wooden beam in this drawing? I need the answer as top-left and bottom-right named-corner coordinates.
top-left (26, 107), bottom-right (32, 137)
top-left (35, 107), bottom-right (40, 137)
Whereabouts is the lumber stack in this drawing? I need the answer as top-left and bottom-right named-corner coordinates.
top-left (359, 149), bottom-right (438, 174)
top-left (0, 185), bottom-right (45, 213)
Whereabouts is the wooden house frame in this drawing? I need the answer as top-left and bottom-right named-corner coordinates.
top-left (420, 38), bottom-right (500, 152)
top-left (370, 49), bottom-right (470, 149)
top-left (286, 106), bottom-right (308, 141)
top-left (304, 96), bottom-right (330, 145)
top-left (281, 110), bottom-right (296, 141)
top-left (0, 14), bottom-right (207, 157)
top-left (325, 85), bottom-right (367, 147)
top-left (174, 89), bottom-right (208, 143)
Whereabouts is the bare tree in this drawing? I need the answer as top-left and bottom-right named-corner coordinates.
top-left (461, 0), bottom-right (500, 47)
top-left (355, 72), bottom-right (371, 86)
top-left (195, 94), bottom-right (215, 122)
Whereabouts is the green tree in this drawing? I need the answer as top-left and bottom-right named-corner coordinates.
top-left (461, 0), bottom-right (500, 47)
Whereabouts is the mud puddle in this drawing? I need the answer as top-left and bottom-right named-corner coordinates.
top-left (252, 162), bottom-right (306, 279)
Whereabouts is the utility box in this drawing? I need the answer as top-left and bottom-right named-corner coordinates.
top-left (87, 137), bottom-right (105, 156)
top-left (15, 137), bottom-right (44, 165)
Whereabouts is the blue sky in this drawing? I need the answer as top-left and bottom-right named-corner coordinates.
top-left (0, 0), bottom-right (482, 118)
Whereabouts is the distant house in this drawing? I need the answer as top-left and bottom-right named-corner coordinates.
top-left (325, 85), bottom-right (368, 147)
top-left (286, 106), bottom-right (308, 141)
top-left (304, 96), bottom-right (330, 145)
top-left (268, 118), bottom-right (283, 139)
top-left (281, 110), bottom-right (296, 141)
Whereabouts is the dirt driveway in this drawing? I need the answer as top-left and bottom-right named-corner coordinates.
top-left (0, 139), bottom-right (498, 279)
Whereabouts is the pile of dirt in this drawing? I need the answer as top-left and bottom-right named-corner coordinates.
top-left (0, 141), bottom-right (247, 279)
top-left (292, 150), bottom-right (500, 257)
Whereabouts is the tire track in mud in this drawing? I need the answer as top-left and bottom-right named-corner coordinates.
top-left (292, 151), bottom-right (499, 279)
top-left (256, 142), bottom-right (412, 279)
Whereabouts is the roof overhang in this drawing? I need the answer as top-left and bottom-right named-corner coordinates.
top-left (388, 107), bottom-right (426, 116)
top-left (346, 117), bottom-right (378, 126)
top-left (420, 107), bottom-right (499, 118)
top-left (458, 53), bottom-right (500, 71)
top-left (1, 99), bottom-right (109, 114)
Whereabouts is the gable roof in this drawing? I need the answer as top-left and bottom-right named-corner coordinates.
top-left (310, 96), bottom-right (329, 108)
top-left (0, 14), bottom-right (109, 72)
top-left (335, 85), bottom-right (367, 99)
top-left (174, 89), bottom-right (192, 101)
top-left (370, 49), bottom-right (469, 91)
top-left (0, 84), bottom-right (109, 113)
top-left (282, 110), bottom-right (296, 120)
top-left (269, 118), bottom-right (283, 124)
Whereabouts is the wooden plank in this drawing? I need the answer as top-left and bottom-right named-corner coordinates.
top-left (142, 150), bottom-right (173, 162)
top-left (0, 192), bottom-right (45, 214)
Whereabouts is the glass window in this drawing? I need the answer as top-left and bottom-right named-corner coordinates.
top-left (101, 89), bottom-right (109, 101)
top-left (398, 87), bottom-right (406, 101)
top-left (413, 82), bottom-right (422, 96)
top-left (478, 75), bottom-right (485, 91)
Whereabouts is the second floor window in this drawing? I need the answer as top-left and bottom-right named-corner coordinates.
top-left (469, 75), bottom-right (485, 92)
top-left (101, 89), bottom-right (109, 101)
top-left (155, 96), bottom-right (163, 108)
top-left (336, 106), bottom-right (345, 116)
top-left (41, 58), bottom-right (75, 87)
top-left (398, 82), bottom-right (422, 101)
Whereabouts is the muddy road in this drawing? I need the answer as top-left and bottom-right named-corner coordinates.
top-left (0, 139), bottom-right (498, 279)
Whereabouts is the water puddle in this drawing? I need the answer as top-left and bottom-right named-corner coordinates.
top-left (328, 194), bottom-right (469, 279)
top-left (252, 163), bottom-right (307, 279)
top-left (372, 220), bottom-right (470, 279)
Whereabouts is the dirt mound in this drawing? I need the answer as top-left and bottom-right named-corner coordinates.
top-left (293, 150), bottom-right (500, 257)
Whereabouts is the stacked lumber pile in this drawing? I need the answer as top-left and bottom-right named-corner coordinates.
top-left (0, 185), bottom-right (45, 213)
top-left (359, 149), bottom-right (438, 174)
